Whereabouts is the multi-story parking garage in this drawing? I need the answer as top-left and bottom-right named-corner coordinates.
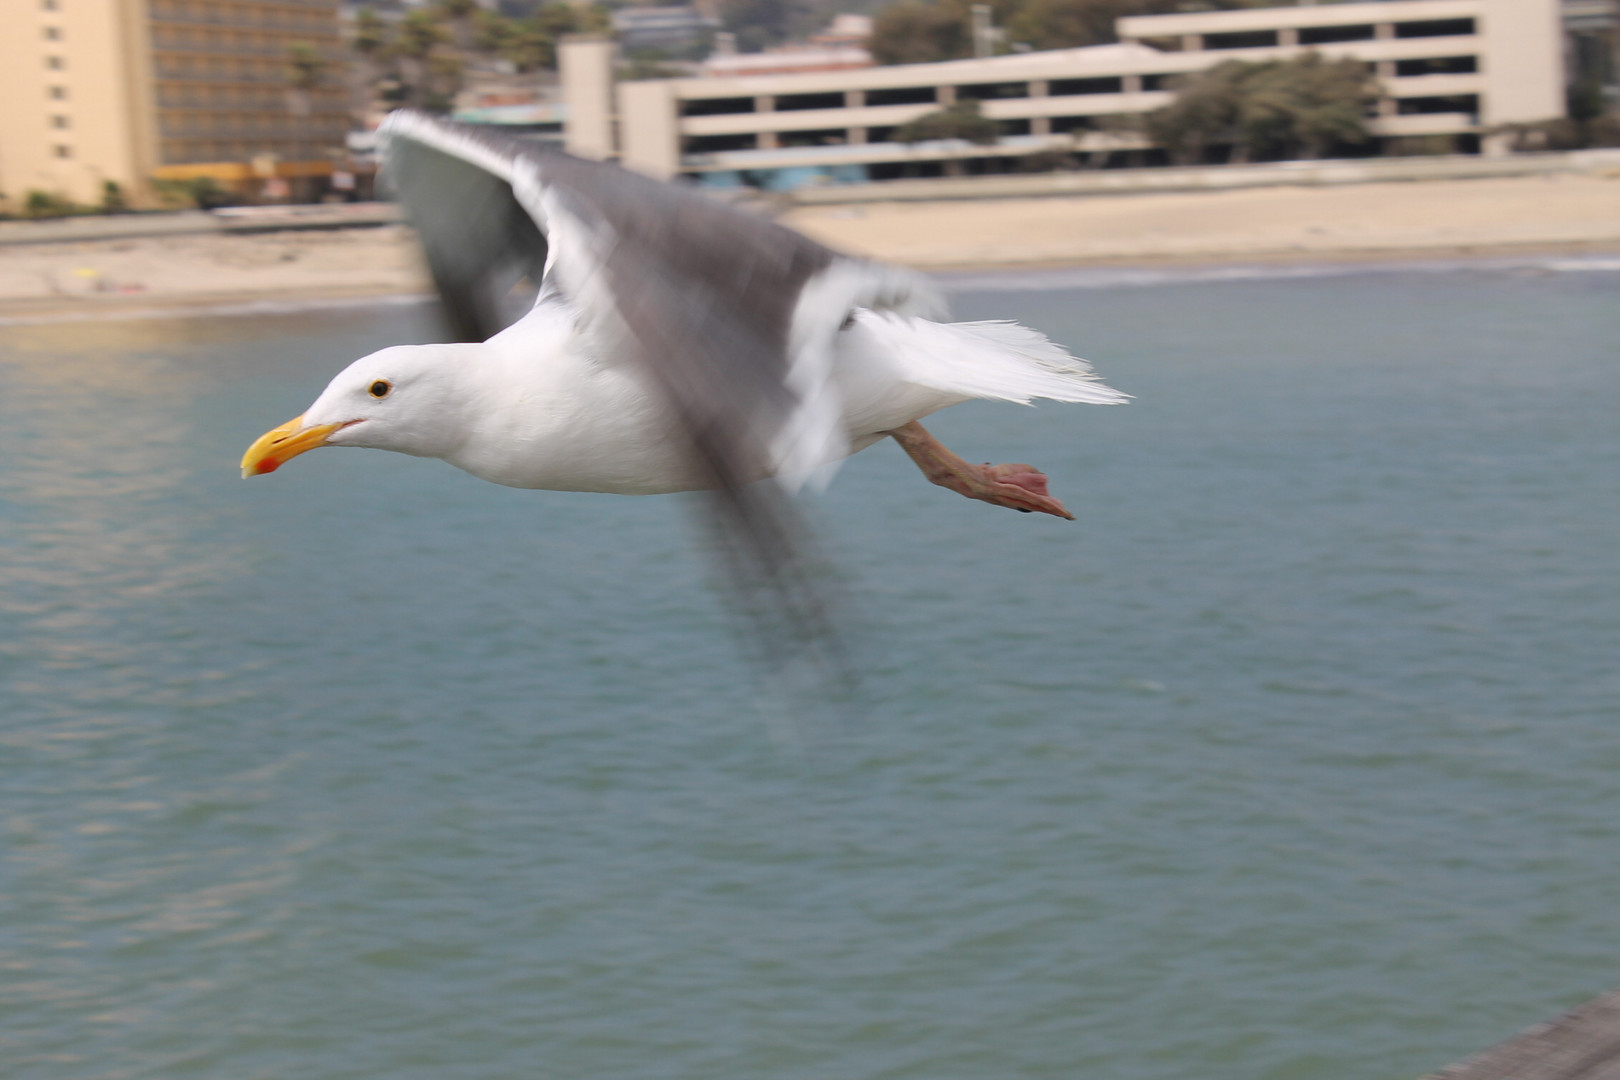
top-left (567, 0), bottom-right (1564, 188)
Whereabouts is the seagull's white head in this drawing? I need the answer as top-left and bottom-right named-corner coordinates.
top-left (241, 343), bottom-right (481, 477)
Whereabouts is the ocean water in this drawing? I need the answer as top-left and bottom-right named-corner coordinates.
top-left (3, 262), bottom-right (1619, 1080)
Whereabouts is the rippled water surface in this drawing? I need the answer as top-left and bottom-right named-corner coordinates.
top-left (4, 265), bottom-right (1619, 1080)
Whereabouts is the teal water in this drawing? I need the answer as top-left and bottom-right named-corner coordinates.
top-left (3, 265), bottom-right (1619, 1080)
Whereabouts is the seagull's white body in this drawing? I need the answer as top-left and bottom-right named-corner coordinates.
top-left (302, 294), bottom-right (1125, 497)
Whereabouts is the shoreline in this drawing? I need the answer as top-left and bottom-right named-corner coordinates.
top-left (5, 242), bottom-right (1620, 326)
top-left (2, 171), bottom-right (1617, 324)
top-left (5, 243), bottom-right (1619, 326)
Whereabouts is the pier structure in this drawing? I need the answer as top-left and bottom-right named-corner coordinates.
top-left (1425, 987), bottom-right (1620, 1080)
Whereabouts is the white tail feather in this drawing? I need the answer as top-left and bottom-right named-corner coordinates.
top-left (866, 313), bottom-right (1130, 407)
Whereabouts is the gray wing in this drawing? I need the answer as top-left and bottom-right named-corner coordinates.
top-left (379, 110), bottom-right (942, 676)
top-left (382, 118), bottom-right (547, 344)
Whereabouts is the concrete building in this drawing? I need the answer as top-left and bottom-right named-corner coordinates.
top-left (584, 0), bottom-right (1565, 188)
top-left (0, 0), bottom-right (348, 210)
top-left (612, 5), bottom-right (719, 56)
top-left (1565, 0), bottom-right (1620, 106)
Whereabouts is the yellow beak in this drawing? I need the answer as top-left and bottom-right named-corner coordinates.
top-left (240, 414), bottom-right (344, 477)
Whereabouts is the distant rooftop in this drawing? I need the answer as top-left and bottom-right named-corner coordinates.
top-left (699, 12), bottom-right (873, 77)
top-left (613, 5), bottom-right (720, 51)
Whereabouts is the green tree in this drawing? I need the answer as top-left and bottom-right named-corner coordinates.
top-left (1145, 52), bottom-right (1377, 164)
top-left (568, 3), bottom-right (610, 36)
top-left (472, 9), bottom-right (514, 56)
top-left (350, 6), bottom-right (393, 108)
top-left (151, 176), bottom-right (229, 210)
top-left (871, 0), bottom-right (1187, 65)
top-left (99, 179), bottom-right (129, 214)
top-left (1143, 60), bottom-right (1248, 165)
top-left (1248, 53), bottom-right (1377, 159)
top-left (285, 42), bottom-right (326, 93)
top-left (1004, 0), bottom-right (1178, 52)
top-left (894, 98), bottom-right (998, 144)
top-left (390, 8), bottom-right (450, 108)
top-left (283, 41), bottom-right (327, 161)
top-left (24, 190), bottom-right (80, 218)
top-left (398, 9), bottom-right (447, 61)
top-left (501, 16), bottom-right (556, 72)
top-left (869, 0), bottom-right (973, 65)
top-left (353, 6), bottom-right (388, 57)
top-left (345, 0), bottom-right (608, 111)
top-left (497, 5), bottom-right (606, 73)
top-left (434, 0), bottom-right (478, 51)
top-left (422, 52), bottom-right (465, 113)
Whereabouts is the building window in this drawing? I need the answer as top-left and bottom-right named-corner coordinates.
top-left (1396, 55), bottom-right (1478, 77)
top-left (684, 132), bottom-right (759, 154)
top-left (681, 97), bottom-right (755, 117)
top-left (52, 115), bottom-right (70, 129)
top-left (1300, 24), bottom-right (1374, 45)
top-left (958, 82), bottom-right (1027, 100)
top-left (44, 25), bottom-right (61, 39)
top-left (865, 86), bottom-right (936, 107)
top-left (49, 85), bottom-right (66, 99)
top-left (54, 144), bottom-right (72, 158)
top-left (1204, 30), bottom-right (1279, 50)
top-left (777, 128), bottom-right (847, 148)
top-left (776, 92), bottom-right (846, 112)
top-left (1396, 94), bottom-right (1479, 116)
top-left (1396, 18), bottom-right (1475, 39)
top-left (46, 55), bottom-right (64, 69)
top-left (1050, 116), bottom-right (1096, 134)
top-left (1051, 76), bottom-right (1122, 97)
top-left (42, 0), bottom-right (59, 9)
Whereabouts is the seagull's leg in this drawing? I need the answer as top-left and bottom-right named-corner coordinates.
top-left (885, 421), bottom-right (1074, 520)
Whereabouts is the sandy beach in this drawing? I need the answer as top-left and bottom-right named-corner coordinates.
top-left (2, 172), bottom-right (1618, 321)
top-left (786, 173), bottom-right (1620, 267)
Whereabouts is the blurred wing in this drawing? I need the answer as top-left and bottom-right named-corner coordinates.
top-left (382, 116), bottom-right (548, 344)
top-left (379, 110), bottom-right (942, 672)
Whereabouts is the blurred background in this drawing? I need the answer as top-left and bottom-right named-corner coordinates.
top-left (3, 0), bottom-right (1618, 311)
top-left (0, 0), bottom-right (1613, 210)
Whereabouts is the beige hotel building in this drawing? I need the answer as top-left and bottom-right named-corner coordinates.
top-left (0, 0), bottom-right (347, 210)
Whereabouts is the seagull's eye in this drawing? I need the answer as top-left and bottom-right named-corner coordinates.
top-left (368, 380), bottom-right (392, 399)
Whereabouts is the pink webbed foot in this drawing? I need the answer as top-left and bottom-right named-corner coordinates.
top-left (886, 421), bottom-right (1076, 521)
top-left (977, 462), bottom-right (1075, 520)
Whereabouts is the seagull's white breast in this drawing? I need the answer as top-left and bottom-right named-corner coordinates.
top-left (442, 306), bottom-right (705, 495)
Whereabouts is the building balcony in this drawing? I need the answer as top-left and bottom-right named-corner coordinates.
top-left (154, 68), bottom-right (300, 84)
top-left (152, 42), bottom-right (340, 59)
top-left (1366, 112), bottom-right (1477, 136)
top-left (149, 11), bottom-right (339, 32)
top-left (1385, 72), bottom-right (1484, 98)
top-left (1117, 0), bottom-right (1480, 39)
top-left (680, 131), bottom-right (1143, 172)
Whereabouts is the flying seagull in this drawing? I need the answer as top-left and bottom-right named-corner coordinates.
top-left (241, 110), bottom-right (1125, 652)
